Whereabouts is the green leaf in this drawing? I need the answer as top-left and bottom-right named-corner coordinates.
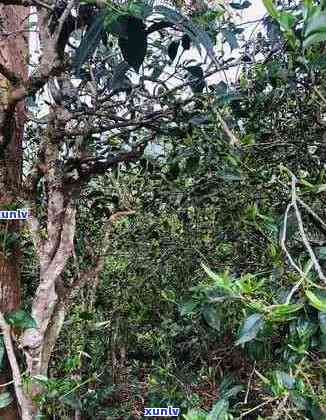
top-left (168, 40), bottom-right (180, 61)
top-left (278, 12), bottom-right (296, 31)
top-left (185, 156), bottom-right (200, 173)
top-left (275, 371), bottom-right (295, 389)
top-left (61, 395), bottom-right (82, 410)
top-left (223, 29), bottom-right (239, 51)
top-left (235, 313), bottom-right (265, 345)
top-left (319, 312), bottom-right (326, 334)
top-left (207, 399), bottom-right (229, 419)
top-left (0, 392), bottom-right (13, 408)
top-left (216, 170), bottom-right (242, 182)
top-left (268, 303), bottom-right (303, 321)
top-left (73, 11), bottom-right (107, 75)
top-left (263, 0), bottom-right (279, 19)
top-left (290, 391), bottom-right (309, 410)
top-left (179, 300), bottom-right (199, 316)
top-left (230, 1), bottom-right (251, 10)
top-left (182, 34), bottom-right (191, 50)
top-left (214, 81), bottom-right (228, 96)
top-left (202, 264), bottom-right (233, 293)
top-left (109, 61), bottom-right (130, 91)
top-left (305, 289), bottom-right (326, 312)
top-left (128, 1), bottom-right (153, 19)
top-left (186, 65), bottom-right (205, 93)
top-left (5, 309), bottom-right (37, 330)
top-left (304, 12), bottom-right (326, 37)
top-left (186, 65), bottom-right (204, 79)
top-left (106, 15), bottom-right (129, 38)
top-left (304, 31), bottom-right (326, 48)
top-left (118, 16), bottom-right (147, 72)
top-left (183, 409), bottom-right (207, 420)
top-left (202, 304), bottom-right (221, 331)
top-left (304, 11), bottom-right (326, 48)
top-left (218, 373), bottom-right (236, 395)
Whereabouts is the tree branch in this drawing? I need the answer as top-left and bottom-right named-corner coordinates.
top-left (0, 313), bottom-right (32, 420)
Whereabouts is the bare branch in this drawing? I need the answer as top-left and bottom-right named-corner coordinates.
top-left (280, 202), bottom-right (306, 278)
top-left (54, 0), bottom-right (76, 44)
top-left (0, 313), bottom-right (32, 420)
top-left (216, 111), bottom-right (240, 146)
top-left (291, 175), bottom-right (326, 283)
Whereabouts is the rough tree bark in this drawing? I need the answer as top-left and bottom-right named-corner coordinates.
top-left (0, 4), bottom-right (28, 419)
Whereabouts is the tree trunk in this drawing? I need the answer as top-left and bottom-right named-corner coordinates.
top-left (0, 4), bottom-right (29, 419)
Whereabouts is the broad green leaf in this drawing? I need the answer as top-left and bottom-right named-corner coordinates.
top-left (118, 17), bottom-right (147, 72)
top-left (179, 300), bottom-right (199, 316)
top-left (278, 12), bottom-right (296, 31)
top-left (223, 29), bottom-right (238, 51)
top-left (202, 264), bottom-right (233, 293)
top-left (268, 303), bottom-right (303, 321)
top-left (109, 61), bottom-right (130, 91)
top-left (220, 385), bottom-right (243, 399)
top-left (304, 12), bottom-right (326, 37)
top-left (202, 304), bottom-right (221, 331)
top-left (305, 290), bottom-right (326, 312)
top-left (185, 156), bottom-right (199, 174)
top-left (185, 66), bottom-right (206, 92)
top-left (295, 318), bottom-right (318, 338)
top-left (275, 371), bottom-right (295, 389)
top-left (61, 395), bottom-right (83, 410)
top-left (0, 392), bottom-right (13, 409)
top-left (186, 65), bottom-right (204, 79)
top-left (290, 391), bottom-right (309, 410)
top-left (207, 399), bottom-right (229, 419)
top-left (216, 170), bottom-right (242, 181)
top-left (168, 40), bottom-right (180, 61)
top-left (263, 0), bottom-right (279, 19)
top-left (74, 11), bottom-right (107, 75)
top-left (183, 409), bottom-right (207, 420)
top-left (316, 184), bottom-right (326, 193)
top-left (182, 34), bottom-right (191, 50)
top-left (214, 81), bottom-right (228, 96)
top-left (106, 14), bottom-right (129, 38)
top-left (230, 1), bottom-right (251, 10)
top-left (218, 373), bottom-right (236, 395)
top-left (241, 133), bottom-right (255, 146)
top-left (128, 0), bottom-right (153, 19)
top-left (5, 309), bottom-right (37, 330)
top-left (304, 11), bottom-right (326, 48)
top-left (235, 313), bottom-right (265, 345)
top-left (304, 31), bottom-right (326, 48)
